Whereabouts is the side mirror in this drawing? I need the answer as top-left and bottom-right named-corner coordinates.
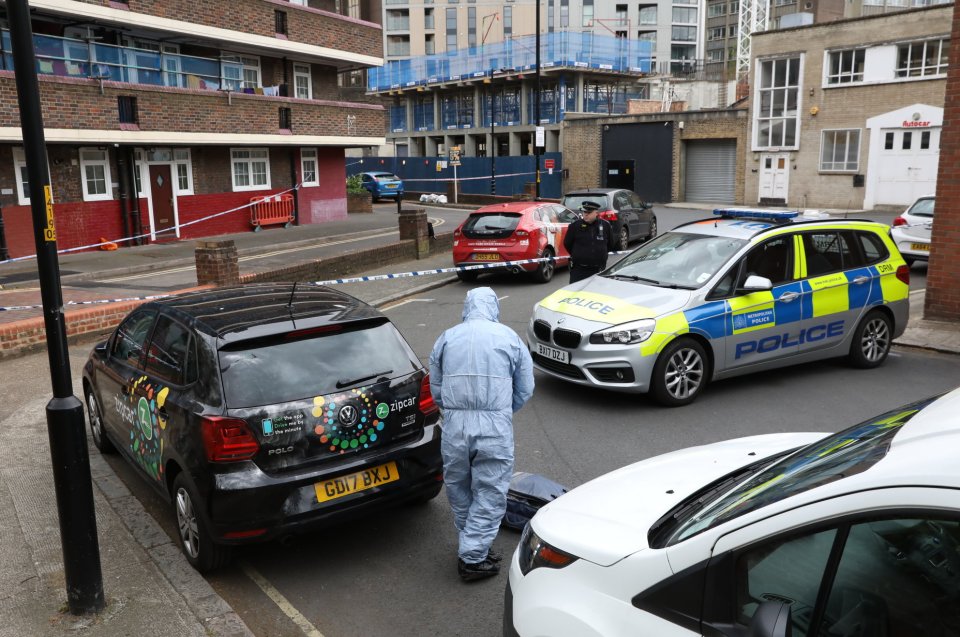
top-left (741, 275), bottom-right (773, 292)
top-left (749, 600), bottom-right (793, 637)
top-left (95, 341), bottom-right (108, 356)
top-left (643, 202), bottom-right (653, 210)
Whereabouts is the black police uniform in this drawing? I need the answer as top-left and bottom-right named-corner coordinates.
top-left (563, 214), bottom-right (616, 284)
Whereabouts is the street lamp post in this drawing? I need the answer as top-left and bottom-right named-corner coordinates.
top-left (8, 0), bottom-right (104, 614)
top-left (534, 0), bottom-right (542, 200)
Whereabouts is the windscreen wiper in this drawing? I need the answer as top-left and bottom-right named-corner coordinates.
top-left (605, 273), bottom-right (661, 285)
top-left (336, 369), bottom-right (393, 389)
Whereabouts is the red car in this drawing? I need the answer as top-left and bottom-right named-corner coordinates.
top-left (452, 202), bottom-right (580, 283)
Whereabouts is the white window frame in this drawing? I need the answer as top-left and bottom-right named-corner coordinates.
top-left (819, 129), bottom-right (861, 173)
top-left (221, 54), bottom-right (261, 90)
top-left (301, 148), bottom-right (319, 187)
top-left (753, 56), bottom-right (802, 151)
top-left (230, 148), bottom-right (271, 192)
top-left (896, 38), bottom-right (948, 78)
top-left (289, 0), bottom-right (308, 5)
top-left (79, 148), bottom-right (113, 202)
top-left (825, 49), bottom-right (865, 85)
top-left (293, 63), bottom-right (313, 100)
top-left (12, 147), bottom-right (31, 205)
top-left (173, 149), bottom-right (194, 195)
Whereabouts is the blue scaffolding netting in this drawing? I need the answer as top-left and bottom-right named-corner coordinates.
top-left (369, 32), bottom-right (653, 93)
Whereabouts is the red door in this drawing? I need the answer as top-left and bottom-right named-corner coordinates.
top-left (149, 165), bottom-right (175, 240)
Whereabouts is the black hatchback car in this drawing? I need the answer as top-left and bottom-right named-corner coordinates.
top-left (562, 188), bottom-right (657, 251)
top-left (82, 284), bottom-right (443, 572)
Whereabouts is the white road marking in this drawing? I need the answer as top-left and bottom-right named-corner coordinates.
top-left (498, 295), bottom-right (509, 301)
top-left (381, 298), bottom-right (434, 310)
top-left (240, 561), bottom-right (325, 637)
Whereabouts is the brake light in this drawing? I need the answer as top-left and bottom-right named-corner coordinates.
top-left (896, 264), bottom-right (910, 286)
top-left (285, 325), bottom-right (341, 339)
top-left (454, 228), bottom-right (462, 238)
top-left (892, 216), bottom-right (907, 227)
top-left (419, 374), bottom-right (439, 417)
top-left (599, 210), bottom-right (618, 222)
top-left (201, 416), bottom-right (260, 462)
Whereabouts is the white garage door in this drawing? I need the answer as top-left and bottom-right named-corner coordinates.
top-left (685, 140), bottom-right (737, 203)
top-left (874, 128), bottom-right (940, 206)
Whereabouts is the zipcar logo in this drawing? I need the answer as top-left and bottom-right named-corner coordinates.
top-left (735, 320), bottom-right (844, 359)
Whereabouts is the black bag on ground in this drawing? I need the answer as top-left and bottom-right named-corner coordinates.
top-left (502, 471), bottom-right (568, 531)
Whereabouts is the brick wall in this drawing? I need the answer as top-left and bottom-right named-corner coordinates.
top-left (561, 116), bottom-right (603, 192)
top-left (926, 3), bottom-right (960, 320)
top-left (72, 0), bottom-right (382, 60)
top-left (0, 74), bottom-right (385, 140)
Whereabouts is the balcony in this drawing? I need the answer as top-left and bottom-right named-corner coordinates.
top-left (23, 0), bottom-right (382, 67)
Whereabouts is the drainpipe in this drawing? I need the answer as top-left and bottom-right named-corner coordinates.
top-left (126, 147), bottom-right (143, 244)
top-left (289, 147), bottom-right (300, 225)
top-left (115, 146), bottom-right (132, 245)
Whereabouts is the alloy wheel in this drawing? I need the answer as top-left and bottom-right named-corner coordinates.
top-left (86, 392), bottom-right (104, 446)
top-left (664, 347), bottom-right (704, 400)
top-left (860, 317), bottom-right (891, 363)
top-left (176, 488), bottom-right (201, 559)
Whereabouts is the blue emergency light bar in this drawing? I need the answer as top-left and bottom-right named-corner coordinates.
top-left (713, 209), bottom-right (800, 221)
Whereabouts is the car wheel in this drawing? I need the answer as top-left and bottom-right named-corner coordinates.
top-left (172, 473), bottom-right (232, 573)
top-left (457, 269), bottom-right (479, 283)
top-left (848, 309), bottom-right (892, 369)
top-left (85, 388), bottom-right (116, 454)
top-left (651, 337), bottom-right (708, 407)
top-left (617, 227), bottom-right (629, 251)
top-left (647, 217), bottom-right (658, 241)
top-left (532, 248), bottom-right (555, 283)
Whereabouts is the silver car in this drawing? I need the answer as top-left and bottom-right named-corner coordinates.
top-left (528, 210), bottom-right (911, 406)
top-left (891, 195), bottom-right (934, 267)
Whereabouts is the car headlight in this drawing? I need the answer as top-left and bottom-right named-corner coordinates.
top-left (519, 524), bottom-right (579, 576)
top-left (589, 318), bottom-right (656, 345)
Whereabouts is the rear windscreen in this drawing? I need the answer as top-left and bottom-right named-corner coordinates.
top-left (219, 322), bottom-right (421, 408)
top-left (375, 174), bottom-right (400, 181)
top-left (462, 213), bottom-right (521, 239)
top-left (907, 198), bottom-right (934, 217)
top-left (563, 195), bottom-right (609, 212)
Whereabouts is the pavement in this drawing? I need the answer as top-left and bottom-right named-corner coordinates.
top-left (0, 204), bottom-right (958, 637)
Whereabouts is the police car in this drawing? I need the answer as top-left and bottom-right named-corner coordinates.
top-left (504, 387), bottom-right (960, 636)
top-left (528, 209), bottom-right (910, 406)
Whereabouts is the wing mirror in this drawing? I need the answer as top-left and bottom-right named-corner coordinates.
top-left (748, 600), bottom-right (793, 637)
top-left (741, 275), bottom-right (773, 292)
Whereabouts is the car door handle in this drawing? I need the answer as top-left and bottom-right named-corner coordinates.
top-left (778, 292), bottom-right (799, 302)
top-left (851, 276), bottom-right (869, 285)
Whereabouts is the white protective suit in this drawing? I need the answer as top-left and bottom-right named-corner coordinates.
top-left (429, 287), bottom-right (535, 564)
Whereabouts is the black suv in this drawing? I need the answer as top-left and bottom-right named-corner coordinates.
top-left (82, 284), bottom-right (443, 572)
top-left (562, 188), bottom-right (657, 251)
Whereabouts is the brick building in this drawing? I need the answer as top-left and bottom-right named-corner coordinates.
top-left (561, 105), bottom-right (749, 204)
top-left (745, 4), bottom-right (950, 210)
top-left (0, 0), bottom-right (384, 258)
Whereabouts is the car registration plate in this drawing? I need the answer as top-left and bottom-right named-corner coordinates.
top-left (386, 184), bottom-right (398, 188)
top-left (314, 461), bottom-right (399, 503)
top-left (535, 342), bottom-right (570, 364)
top-left (910, 242), bottom-right (930, 251)
top-left (473, 253), bottom-right (501, 261)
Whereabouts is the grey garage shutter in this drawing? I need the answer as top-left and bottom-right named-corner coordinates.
top-left (685, 140), bottom-right (736, 203)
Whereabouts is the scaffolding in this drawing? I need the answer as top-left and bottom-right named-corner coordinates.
top-left (737, 0), bottom-right (770, 80)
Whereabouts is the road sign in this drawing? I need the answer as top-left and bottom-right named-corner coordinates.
top-left (535, 126), bottom-right (545, 148)
top-left (449, 146), bottom-right (461, 166)
top-left (544, 158), bottom-right (555, 170)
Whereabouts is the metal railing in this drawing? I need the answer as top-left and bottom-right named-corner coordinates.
top-left (0, 30), bottom-right (286, 95)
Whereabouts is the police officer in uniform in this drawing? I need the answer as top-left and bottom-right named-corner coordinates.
top-left (563, 200), bottom-right (616, 284)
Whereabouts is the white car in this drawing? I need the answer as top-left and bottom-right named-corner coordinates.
top-left (891, 195), bottom-right (934, 267)
top-left (505, 387), bottom-right (960, 637)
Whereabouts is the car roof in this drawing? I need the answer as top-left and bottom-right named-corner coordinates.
top-left (672, 211), bottom-right (888, 241)
top-left (364, 171), bottom-right (397, 176)
top-left (141, 283), bottom-right (383, 342)
top-left (471, 201), bottom-right (553, 214)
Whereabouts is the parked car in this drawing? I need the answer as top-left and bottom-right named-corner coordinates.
top-left (562, 188), bottom-right (657, 251)
top-left (82, 284), bottom-right (442, 572)
top-left (891, 194), bottom-right (934, 267)
top-left (452, 201), bottom-right (580, 284)
top-left (505, 387), bottom-right (960, 637)
top-left (360, 171), bottom-right (404, 201)
top-left (528, 209), bottom-right (911, 406)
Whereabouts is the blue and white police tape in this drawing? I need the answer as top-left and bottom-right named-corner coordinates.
top-left (0, 250), bottom-right (633, 312)
top-left (0, 184), bottom-right (302, 266)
